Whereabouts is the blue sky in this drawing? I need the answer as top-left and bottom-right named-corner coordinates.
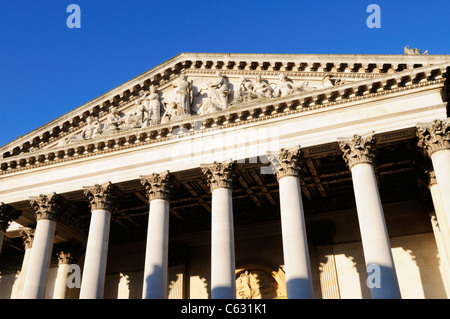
top-left (0, 0), bottom-right (449, 148)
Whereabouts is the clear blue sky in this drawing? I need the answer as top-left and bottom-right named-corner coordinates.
top-left (1, 0), bottom-right (449, 148)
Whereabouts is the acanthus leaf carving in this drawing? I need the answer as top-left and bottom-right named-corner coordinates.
top-left (29, 192), bottom-right (62, 222)
top-left (416, 119), bottom-right (450, 157)
top-left (201, 160), bottom-right (237, 192)
top-left (140, 170), bottom-right (175, 201)
top-left (338, 133), bottom-right (376, 169)
top-left (268, 146), bottom-right (302, 180)
top-left (83, 181), bottom-right (119, 212)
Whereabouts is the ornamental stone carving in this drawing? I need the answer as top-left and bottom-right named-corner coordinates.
top-left (19, 227), bottom-right (35, 250)
top-left (267, 146), bottom-right (302, 181)
top-left (140, 171), bottom-right (175, 201)
top-left (173, 74), bottom-right (193, 116)
top-left (416, 119), bottom-right (450, 157)
top-left (201, 160), bottom-right (237, 192)
top-left (236, 270), bottom-right (279, 299)
top-left (83, 181), bottom-right (119, 211)
top-left (338, 133), bottom-right (376, 169)
top-left (0, 203), bottom-right (21, 232)
top-left (29, 192), bottom-right (62, 222)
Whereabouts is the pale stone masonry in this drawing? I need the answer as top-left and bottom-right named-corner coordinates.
top-left (0, 52), bottom-right (450, 299)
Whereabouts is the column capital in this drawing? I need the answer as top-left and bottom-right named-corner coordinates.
top-left (0, 202), bottom-right (21, 232)
top-left (29, 192), bottom-right (62, 222)
top-left (416, 119), bottom-right (450, 157)
top-left (83, 181), bottom-right (118, 211)
top-left (201, 160), bottom-right (237, 192)
top-left (140, 171), bottom-right (175, 201)
top-left (56, 241), bottom-right (83, 265)
top-left (267, 146), bottom-right (302, 181)
top-left (338, 133), bottom-right (376, 169)
top-left (19, 227), bottom-right (35, 249)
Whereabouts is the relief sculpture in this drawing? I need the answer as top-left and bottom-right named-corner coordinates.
top-left (57, 70), bottom-right (331, 146)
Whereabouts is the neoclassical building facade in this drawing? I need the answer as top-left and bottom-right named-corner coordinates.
top-left (0, 52), bottom-right (449, 299)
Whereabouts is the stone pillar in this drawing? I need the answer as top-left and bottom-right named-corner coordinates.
top-left (0, 203), bottom-right (21, 254)
top-left (53, 250), bottom-right (77, 299)
top-left (201, 160), bottom-right (237, 299)
top-left (140, 171), bottom-right (174, 299)
top-left (268, 147), bottom-right (314, 299)
top-left (417, 119), bottom-right (450, 232)
top-left (15, 227), bottom-right (34, 298)
top-left (22, 193), bottom-right (61, 299)
top-left (80, 182), bottom-right (118, 299)
top-left (425, 169), bottom-right (450, 292)
top-left (338, 133), bottom-right (401, 299)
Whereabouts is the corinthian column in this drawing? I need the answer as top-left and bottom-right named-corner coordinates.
top-left (22, 193), bottom-right (61, 299)
top-left (268, 146), bottom-right (314, 299)
top-left (417, 119), bottom-right (450, 232)
top-left (80, 182), bottom-right (118, 299)
top-left (0, 203), bottom-right (21, 254)
top-left (338, 133), bottom-right (401, 299)
top-left (15, 227), bottom-right (34, 298)
top-left (140, 171), bottom-right (174, 299)
top-left (53, 248), bottom-right (79, 299)
top-left (201, 160), bottom-right (237, 299)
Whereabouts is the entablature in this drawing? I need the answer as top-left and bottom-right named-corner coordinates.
top-left (0, 62), bottom-right (447, 176)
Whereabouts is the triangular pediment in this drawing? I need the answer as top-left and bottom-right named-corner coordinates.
top-left (1, 52), bottom-right (449, 169)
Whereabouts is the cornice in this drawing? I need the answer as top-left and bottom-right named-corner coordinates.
top-left (0, 62), bottom-right (447, 176)
top-left (2, 53), bottom-right (448, 156)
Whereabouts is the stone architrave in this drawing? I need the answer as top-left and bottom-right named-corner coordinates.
top-left (140, 171), bottom-right (174, 299)
top-left (22, 193), bottom-right (61, 299)
top-left (0, 203), bottom-right (21, 254)
top-left (201, 161), bottom-right (237, 299)
top-left (417, 119), bottom-right (450, 233)
top-left (80, 182), bottom-right (118, 299)
top-left (338, 133), bottom-right (401, 299)
top-left (268, 146), bottom-right (314, 299)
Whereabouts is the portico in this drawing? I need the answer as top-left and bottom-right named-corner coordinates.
top-left (0, 52), bottom-right (449, 299)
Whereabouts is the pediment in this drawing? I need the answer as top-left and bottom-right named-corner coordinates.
top-left (1, 52), bottom-right (449, 170)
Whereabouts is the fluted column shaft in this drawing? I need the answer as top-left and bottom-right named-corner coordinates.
top-left (141, 171), bottom-right (174, 299)
top-left (80, 182), bottom-right (118, 299)
top-left (269, 147), bottom-right (314, 299)
top-left (202, 161), bottom-right (237, 299)
top-left (339, 134), bottom-right (401, 299)
top-left (22, 193), bottom-right (61, 299)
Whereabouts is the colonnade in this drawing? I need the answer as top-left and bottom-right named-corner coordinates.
top-left (1, 120), bottom-right (450, 299)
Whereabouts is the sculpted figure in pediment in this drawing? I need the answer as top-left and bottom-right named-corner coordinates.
top-left (273, 73), bottom-right (296, 97)
top-left (146, 85), bottom-right (163, 125)
top-left (234, 76), bottom-right (259, 103)
top-left (105, 106), bottom-right (125, 132)
top-left (81, 116), bottom-right (101, 139)
top-left (207, 71), bottom-right (231, 110)
top-left (161, 101), bottom-right (179, 124)
top-left (173, 74), bottom-right (192, 116)
top-left (253, 75), bottom-right (273, 99)
top-left (273, 73), bottom-right (317, 97)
